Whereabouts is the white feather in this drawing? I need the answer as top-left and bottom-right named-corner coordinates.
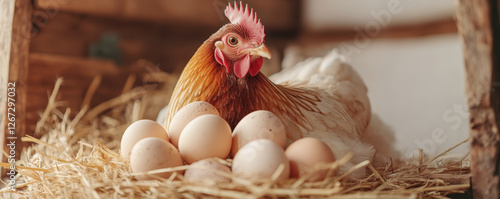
top-left (271, 50), bottom-right (374, 177)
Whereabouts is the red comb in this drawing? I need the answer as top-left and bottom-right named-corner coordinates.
top-left (225, 1), bottom-right (265, 44)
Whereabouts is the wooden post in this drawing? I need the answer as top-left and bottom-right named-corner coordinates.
top-left (2, 0), bottom-right (32, 175)
top-left (457, 0), bottom-right (500, 198)
top-left (1, 0), bottom-right (16, 175)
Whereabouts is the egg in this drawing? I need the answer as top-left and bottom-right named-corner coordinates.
top-left (178, 114), bottom-right (232, 164)
top-left (184, 158), bottom-right (231, 185)
top-left (130, 137), bottom-right (183, 180)
top-left (231, 110), bottom-right (286, 156)
top-left (120, 119), bottom-right (169, 161)
top-left (232, 139), bottom-right (290, 182)
top-left (285, 137), bottom-right (337, 181)
top-left (168, 101), bottom-right (219, 148)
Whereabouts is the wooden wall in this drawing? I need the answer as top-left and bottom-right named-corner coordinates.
top-left (29, 0), bottom-right (299, 72)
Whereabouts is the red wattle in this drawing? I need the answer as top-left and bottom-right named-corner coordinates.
top-left (215, 48), bottom-right (231, 73)
top-left (233, 54), bottom-right (251, 78)
top-left (249, 57), bottom-right (263, 76)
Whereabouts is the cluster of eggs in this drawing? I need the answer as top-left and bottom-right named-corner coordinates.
top-left (120, 101), bottom-right (337, 183)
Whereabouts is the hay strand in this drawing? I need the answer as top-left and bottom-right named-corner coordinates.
top-left (81, 75), bottom-right (102, 110)
top-left (1, 76), bottom-right (471, 198)
top-left (35, 77), bottom-right (64, 135)
top-left (426, 138), bottom-right (470, 165)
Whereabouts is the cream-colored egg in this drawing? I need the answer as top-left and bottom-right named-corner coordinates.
top-left (231, 110), bottom-right (286, 156)
top-left (232, 139), bottom-right (290, 182)
top-left (184, 158), bottom-right (231, 185)
top-left (168, 101), bottom-right (219, 148)
top-left (130, 137), bottom-right (183, 180)
top-left (120, 119), bottom-right (169, 161)
top-left (285, 137), bottom-right (337, 181)
top-left (178, 114), bottom-right (232, 164)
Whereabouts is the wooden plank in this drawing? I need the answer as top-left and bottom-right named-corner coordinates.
top-left (26, 53), bottom-right (120, 133)
top-left (456, 0), bottom-right (500, 198)
top-left (34, 0), bottom-right (298, 31)
top-left (0, 0), bottom-right (16, 175)
top-left (4, 0), bottom-right (33, 175)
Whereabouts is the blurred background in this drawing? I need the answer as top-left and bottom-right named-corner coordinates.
top-left (28, 0), bottom-right (467, 157)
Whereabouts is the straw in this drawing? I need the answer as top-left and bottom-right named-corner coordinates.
top-left (0, 74), bottom-right (470, 198)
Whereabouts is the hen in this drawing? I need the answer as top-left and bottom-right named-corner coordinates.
top-left (164, 2), bottom-right (375, 175)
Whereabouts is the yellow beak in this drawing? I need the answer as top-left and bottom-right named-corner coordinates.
top-left (246, 44), bottom-right (271, 59)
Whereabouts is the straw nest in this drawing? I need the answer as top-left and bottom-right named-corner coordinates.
top-left (1, 74), bottom-right (471, 199)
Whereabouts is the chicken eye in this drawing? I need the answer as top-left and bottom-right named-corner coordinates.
top-left (227, 36), bottom-right (239, 46)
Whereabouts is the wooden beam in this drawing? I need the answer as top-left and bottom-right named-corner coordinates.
top-left (0, 0), bottom-right (16, 175)
top-left (33, 0), bottom-right (298, 31)
top-left (296, 18), bottom-right (458, 47)
top-left (457, 0), bottom-right (500, 198)
top-left (3, 0), bottom-right (32, 175)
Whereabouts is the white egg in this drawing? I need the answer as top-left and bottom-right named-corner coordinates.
top-left (184, 158), bottom-right (231, 185)
top-left (168, 101), bottom-right (219, 148)
top-left (120, 119), bottom-right (169, 161)
top-left (231, 110), bottom-right (286, 156)
top-left (232, 139), bottom-right (290, 182)
top-left (178, 114), bottom-right (232, 164)
top-left (285, 137), bottom-right (337, 181)
top-left (130, 137), bottom-right (183, 180)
